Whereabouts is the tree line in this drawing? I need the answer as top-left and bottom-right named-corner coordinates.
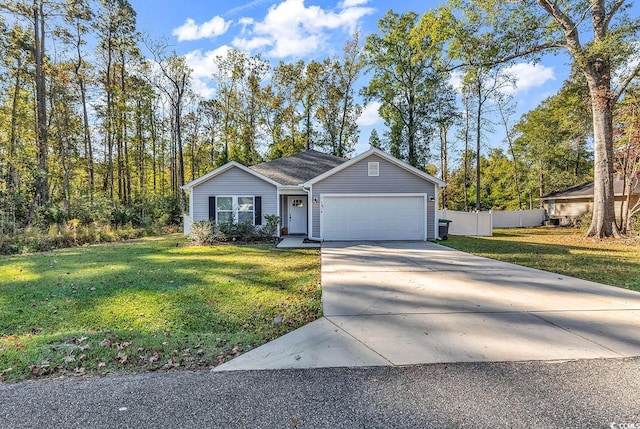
top-left (0, 0), bottom-right (638, 238)
top-left (0, 0), bottom-right (362, 233)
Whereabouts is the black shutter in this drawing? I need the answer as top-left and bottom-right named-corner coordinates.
top-left (208, 197), bottom-right (216, 221)
top-left (254, 196), bottom-right (262, 225)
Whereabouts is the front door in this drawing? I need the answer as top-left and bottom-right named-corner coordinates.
top-left (287, 196), bottom-right (308, 234)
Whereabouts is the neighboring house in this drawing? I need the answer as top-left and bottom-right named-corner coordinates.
top-left (182, 148), bottom-right (446, 241)
top-left (540, 177), bottom-right (640, 226)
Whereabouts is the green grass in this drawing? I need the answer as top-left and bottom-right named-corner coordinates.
top-left (0, 235), bottom-right (321, 382)
top-left (438, 227), bottom-right (640, 291)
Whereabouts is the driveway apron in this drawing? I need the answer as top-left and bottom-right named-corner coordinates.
top-left (215, 241), bottom-right (640, 371)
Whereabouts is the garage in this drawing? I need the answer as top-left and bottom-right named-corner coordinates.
top-left (321, 194), bottom-right (426, 241)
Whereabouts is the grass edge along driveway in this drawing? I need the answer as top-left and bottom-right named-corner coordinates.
top-left (438, 227), bottom-right (640, 291)
top-left (0, 235), bottom-right (321, 382)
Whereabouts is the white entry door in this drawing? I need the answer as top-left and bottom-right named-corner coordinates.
top-left (287, 196), bottom-right (308, 234)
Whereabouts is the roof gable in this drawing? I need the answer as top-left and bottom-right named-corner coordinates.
top-left (249, 150), bottom-right (346, 185)
top-left (303, 148), bottom-right (446, 187)
top-left (181, 161), bottom-right (281, 191)
top-left (541, 177), bottom-right (640, 200)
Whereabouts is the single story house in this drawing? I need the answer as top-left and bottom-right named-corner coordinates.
top-left (182, 148), bottom-right (446, 241)
top-left (540, 177), bottom-right (640, 226)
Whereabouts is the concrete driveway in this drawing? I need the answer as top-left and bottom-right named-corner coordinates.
top-left (216, 241), bottom-right (640, 371)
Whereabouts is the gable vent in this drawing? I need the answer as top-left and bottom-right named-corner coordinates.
top-left (368, 162), bottom-right (379, 177)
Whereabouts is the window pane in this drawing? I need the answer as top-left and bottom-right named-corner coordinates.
top-left (217, 197), bottom-right (232, 211)
top-left (217, 211), bottom-right (234, 223)
top-left (238, 197), bottom-right (254, 211)
top-left (238, 211), bottom-right (253, 224)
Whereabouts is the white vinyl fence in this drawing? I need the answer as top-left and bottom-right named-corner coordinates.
top-left (492, 209), bottom-right (546, 228)
top-left (437, 209), bottom-right (547, 237)
top-left (438, 210), bottom-right (493, 237)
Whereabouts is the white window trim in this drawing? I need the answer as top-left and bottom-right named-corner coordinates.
top-left (216, 195), bottom-right (255, 224)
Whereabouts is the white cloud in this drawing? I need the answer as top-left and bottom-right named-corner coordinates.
top-left (184, 46), bottom-right (231, 79)
top-left (191, 79), bottom-right (216, 99)
top-left (232, 36), bottom-right (272, 52)
top-left (449, 70), bottom-right (463, 92)
top-left (340, 0), bottom-right (369, 6)
top-left (502, 62), bottom-right (556, 95)
top-left (172, 16), bottom-right (232, 42)
top-left (225, 0), bottom-right (271, 16)
top-left (357, 101), bottom-right (382, 126)
top-left (233, 0), bottom-right (375, 58)
top-left (183, 46), bottom-right (232, 98)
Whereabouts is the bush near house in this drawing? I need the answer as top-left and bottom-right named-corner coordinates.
top-left (189, 215), bottom-right (281, 244)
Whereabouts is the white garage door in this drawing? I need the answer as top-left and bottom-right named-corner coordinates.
top-left (321, 195), bottom-right (425, 241)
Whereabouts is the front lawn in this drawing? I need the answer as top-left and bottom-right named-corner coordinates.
top-left (0, 235), bottom-right (321, 382)
top-left (438, 227), bottom-right (640, 291)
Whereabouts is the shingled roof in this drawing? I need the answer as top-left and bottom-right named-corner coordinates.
top-left (541, 176), bottom-right (640, 200)
top-left (249, 150), bottom-right (346, 185)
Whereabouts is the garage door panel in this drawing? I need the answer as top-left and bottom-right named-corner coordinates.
top-left (321, 195), bottom-right (425, 241)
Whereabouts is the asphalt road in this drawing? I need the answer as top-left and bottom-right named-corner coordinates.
top-left (1, 357), bottom-right (639, 429)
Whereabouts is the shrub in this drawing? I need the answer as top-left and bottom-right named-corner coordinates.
top-left (188, 218), bottom-right (281, 244)
top-left (214, 221), bottom-right (257, 242)
top-left (576, 211), bottom-right (592, 232)
top-left (261, 214), bottom-right (281, 238)
top-left (189, 221), bottom-right (215, 244)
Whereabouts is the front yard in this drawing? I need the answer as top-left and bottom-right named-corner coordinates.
top-left (0, 235), bottom-right (321, 382)
top-left (439, 227), bottom-right (640, 291)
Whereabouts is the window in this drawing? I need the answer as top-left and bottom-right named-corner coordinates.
top-left (548, 200), bottom-right (556, 215)
top-left (217, 196), bottom-right (255, 224)
top-left (291, 199), bottom-right (303, 208)
top-left (368, 162), bottom-right (379, 177)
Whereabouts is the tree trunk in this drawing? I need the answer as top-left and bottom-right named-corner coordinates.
top-left (584, 65), bottom-right (621, 238)
top-left (463, 101), bottom-right (470, 210)
top-left (538, 162), bottom-right (544, 208)
top-left (407, 94), bottom-right (416, 167)
top-left (439, 125), bottom-right (448, 209)
top-left (33, 1), bottom-right (48, 210)
top-left (475, 79), bottom-right (482, 211)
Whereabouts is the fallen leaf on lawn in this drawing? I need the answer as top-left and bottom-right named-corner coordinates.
top-left (80, 344), bottom-right (91, 351)
top-left (116, 352), bottom-right (128, 364)
top-left (78, 354), bottom-right (87, 361)
top-left (74, 367), bottom-right (85, 375)
top-left (29, 365), bottom-right (45, 376)
top-left (97, 362), bottom-right (106, 368)
top-left (99, 338), bottom-right (112, 347)
top-left (149, 354), bottom-right (159, 363)
top-left (63, 355), bottom-right (75, 364)
top-left (78, 336), bottom-right (88, 343)
top-left (116, 341), bottom-right (132, 350)
top-left (291, 418), bottom-right (300, 427)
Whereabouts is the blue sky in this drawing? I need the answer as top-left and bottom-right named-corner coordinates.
top-left (129, 0), bottom-right (587, 155)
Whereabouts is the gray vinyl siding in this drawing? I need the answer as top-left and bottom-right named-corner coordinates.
top-left (311, 154), bottom-right (438, 239)
top-left (191, 167), bottom-right (277, 223)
